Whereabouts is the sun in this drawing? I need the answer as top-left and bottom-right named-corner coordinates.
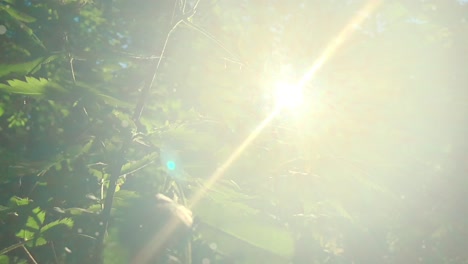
top-left (274, 81), bottom-right (304, 110)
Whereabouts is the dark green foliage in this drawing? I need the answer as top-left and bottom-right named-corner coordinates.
top-left (112, 193), bottom-right (193, 262)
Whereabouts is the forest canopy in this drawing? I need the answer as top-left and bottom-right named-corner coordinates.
top-left (0, 0), bottom-right (467, 263)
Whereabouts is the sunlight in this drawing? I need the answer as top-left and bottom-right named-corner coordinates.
top-left (298, 0), bottom-right (380, 88)
top-left (188, 108), bottom-right (280, 208)
top-left (137, 1), bottom-right (382, 259)
top-left (132, 109), bottom-right (280, 263)
top-left (187, 0), bottom-right (382, 235)
top-left (185, 0), bottom-right (382, 212)
top-left (275, 81), bottom-right (303, 110)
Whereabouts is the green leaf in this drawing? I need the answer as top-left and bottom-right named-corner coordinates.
top-left (18, 215), bottom-right (73, 247)
top-left (112, 190), bottom-right (139, 208)
top-left (120, 152), bottom-right (158, 175)
top-left (8, 196), bottom-right (30, 207)
top-left (324, 201), bottom-right (354, 222)
top-left (16, 229), bottom-right (34, 241)
top-left (0, 56), bottom-right (58, 78)
top-left (98, 94), bottom-right (133, 108)
top-left (26, 207), bottom-right (45, 230)
top-left (25, 237), bottom-right (47, 247)
top-left (193, 184), bottom-right (295, 260)
top-left (89, 168), bottom-right (104, 180)
top-left (0, 77), bottom-right (49, 95)
top-left (74, 82), bottom-right (133, 108)
top-left (65, 137), bottom-right (95, 158)
top-left (17, 21), bottom-right (45, 48)
top-left (0, 205), bottom-right (9, 212)
top-left (41, 218), bottom-right (74, 233)
top-left (64, 207), bottom-right (97, 215)
top-left (0, 5), bottom-right (36, 23)
top-left (0, 255), bottom-right (9, 264)
top-left (15, 207), bottom-right (46, 243)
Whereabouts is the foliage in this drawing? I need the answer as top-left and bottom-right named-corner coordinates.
top-left (0, 0), bottom-right (467, 263)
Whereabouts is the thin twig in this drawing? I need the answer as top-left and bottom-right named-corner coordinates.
top-left (182, 20), bottom-right (244, 66)
top-left (182, 0), bottom-right (187, 14)
top-left (0, 240), bottom-right (27, 255)
top-left (192, 0), bottom-right (201, 12)
top-left (95, 150), bottom-right (125, 256)
top-left (170, 0), bottom-right (179, 26)
top-left (133, 19), bottom-right (184, 124)
top-left (50, 241), bottom-right (59, 264)
top-left (22, 245), bottom-right (38, 264)
top-left (69, 55), bottom-right (76, 84)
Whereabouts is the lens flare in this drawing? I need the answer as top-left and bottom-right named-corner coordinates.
top-left (136, 1), bottom-right (382, 261)
top-left (188, 108), bottom-right (280, 208)
top-left (275, 81), bottom-right (303, 110)
top-left (166, 160), bottom-right (176, 171)
top-left (298, 0), bottom-right (381, 88)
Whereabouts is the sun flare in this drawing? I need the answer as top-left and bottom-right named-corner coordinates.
top-left (275, 81), bottom-right (304, 110)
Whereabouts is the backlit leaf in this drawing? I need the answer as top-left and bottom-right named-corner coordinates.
top-left (0, 77), bottom-right (49, 95)
top-left (0, 5), bottom-right (36, 23)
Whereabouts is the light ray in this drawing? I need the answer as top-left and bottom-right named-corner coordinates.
top-left (188, 108), bottom-right (280, 208)
top-left (134, 1), bottom-right (382, 262)
top-left (190, 1), bottom-right (380, 208)
top-left (132, 216), bottom-right (180, 264)
top-left (298, 0), bottom-right (381, 88)
top-left (132, 109), bottom-right (280, 264)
